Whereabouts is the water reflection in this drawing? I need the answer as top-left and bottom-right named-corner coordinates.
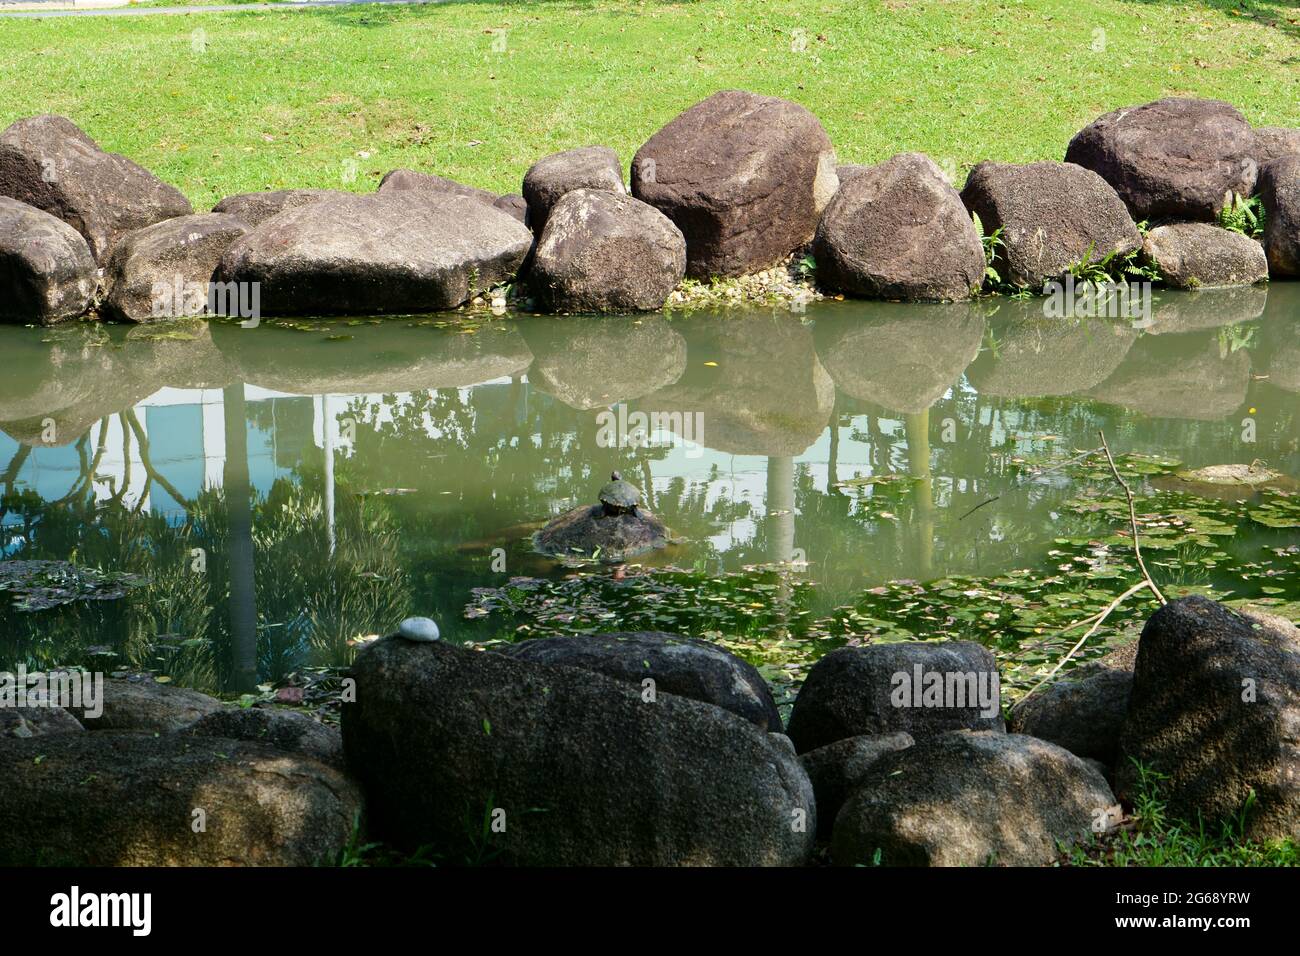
top-left (1, 285), bottom-right (1296, 688)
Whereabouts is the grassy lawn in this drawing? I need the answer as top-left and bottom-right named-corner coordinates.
top-left (0, 0), bottom-right (1296, 209)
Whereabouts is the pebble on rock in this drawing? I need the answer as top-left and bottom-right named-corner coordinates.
top-left (398, 617), bottom-right (440, 642)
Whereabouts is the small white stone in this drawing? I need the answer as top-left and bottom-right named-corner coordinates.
top-left (398, 617), bottom-right (440, 642)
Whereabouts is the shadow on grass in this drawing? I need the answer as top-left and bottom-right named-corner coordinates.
top-left (1119, 0), bottom-right (1300, 41)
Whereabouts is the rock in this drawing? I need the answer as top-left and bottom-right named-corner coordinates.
top-left (342, 636), bottom-right (816, 865)
top-left (0, 706), bottom-right (85, 738)
top-left (631, 90), bottom-right (837, 278)
top-left (1008, 653), bottom-right (1136, 766)
top-left (493, 193), bottom-right (528, 223)
top-left (1253, 127), bottom-right (1300, 166)
top-left (836, 162), bottom-right (869, 184)
top-left (530, 189), bottom-right (686, 313)
top-left (1083, 330), bottom-right (1250, 421)
top-left (1117, 596), bottom-right (1300, 841)
top-left (960, 160), bottom-right (1141, 289)
top-left (533, 503), bottom-right (669, 563)
top-left (1064, 98), bottom-right (1258, 221)
top-left (832, 730), bottom-right (1116, 866)
top-left (496, 631), bottom-right (782, 731)
top-left (1141, 222), bottom-right (1268, 289)
top-left (103, 213), bottom-right (252, 322)
top-left (180, 708), bottom-right (344, 768)
top-left (785, 642), bottom-right (1004, 754)
top-left (521, 314), bottom-right (686, 410)
top-left (0, 114), bottom-right (192, 261)
top-left (211, 188), bottom-right (339, 227)
top-left (218, 192), bottom-right (532, 315)
top-left (812, 153), bottom-right (985, 301)
top-left (377, 168), bottom-right (499, 206)
top-left (799, 732), bottom-right (914, 838)
top-left (66, 677), bottom-right (222, 732)
top-left (522, 146), bottom-right (625, 234)
top-left (966, 310), bottom-right (1137, 398)
top-left (398, 616), bottom-right (440, 642)
top-left (0, 732), bottom-right (362, 865)
top-left (813, 304), bottom-right (985, 414)
top-left (1258, 155), bottom-right (1300, 277)
top-left (0, 197), bottom-right (96, 325)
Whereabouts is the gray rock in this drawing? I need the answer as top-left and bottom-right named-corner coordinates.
top-left (377, 168), bottom-right (498, 206)
top-left (531, 189), bottom-right (686, 313)
top-left (533, 503), bottom-right (669, 563)
top-left (211, 188), bottom-right (340, 227)
top-left (218, 192), bottom-right (532, 315)
top-left (398, 616), bottom-right (440, 642)
top-left (632, 90), bottom-right (837, 278)
top-left (66, 677), bottom-right (222, 732)
top-left (813, 152), bottom-right (985, 301)
top-left (522, 146), bottom-right (625, 234)
top-left (0, 732), bottom-right (362, 865)
top-left (1258, 155), bottom-right (1300, 277)
top-left (960, 160), bottom-right (1141, 288)
top-left (832, 730), bottom-right (1116, 866)
top-left (800, 732), bottom-right (914, 838)
top-left (0, 197), bottom-right (96, 325)
top-left (1065, 98), bottom-right (1258, 221)
top-left (496, 631), bottom-right (782, 731)
top-left (0, 706), bottom-right (85, 739)
top-left (1253, 127), bottom-right (1300, 167)
top-left (785, 642), bottom-right (1004, 754)
top-left (1118, 596), bottom-right (1300, 841)
top-left (342, 636), bottom-right (816, 865)
top-left (180, 707), bottom-right (344, 768)
top-left (492, 193), bottom-right (528, 224)
top-left (1142, 222), bottom-right (1268, 288)
top-left (1008, 653), bottom-right (1135, 766)
top-left (103, 213), bottom-right (252, 322)
top-left (0, 114), bottom-right (192, 261)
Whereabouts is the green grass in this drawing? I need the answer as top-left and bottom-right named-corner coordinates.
top-left (0, 0), bottom-right (1297, 209)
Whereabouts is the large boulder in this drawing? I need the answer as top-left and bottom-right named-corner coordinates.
top-left (0, 732), bottom-right (362, 866)
top-left (66, 677), bottom-right (222, 732)
top-left (1257, 155), bottom-right (1300, 277)
top-left (1064, 98), bottom-right (1258, 221)
top-left (832, 730), bottom-right (1116, 866)
top-left (522, 146), bottom-right (625, 234)
top-left (1141, 222), bottom-right (1268, 289)
top-left (1117, 597), bottom-right (1300, 841)
top-left (342, 637), bottom-right (816, 865)
top-left (1253, 127), bottom-right (1300, 167)
top-left (496, 631), bottom-right (782, 731)
top-left (530, 189), bottom-right (686, 313)
top-left (180, 707), bottom-right (344, 769)
top-left (0, 196), bottom-right (96, 325)
top-left (959, 160), bottom-right (1141, 289)
top-left (218, 192), bottom-right (532, 315)
top-left (785, 642), bottom-right (1004, 754)
top-left (103, 213), bottom-right (252, 322)
top-left (378, 169), bottom-right (498, 205)
top-left (799, 732), bottom-right (914, 838)
top-left (0, 114), bottom-right (192, 261)
top-left (631, 90), bottom-right (837, 278)
top-left (211, 188), bottom-right (340, 227)
top-left (812, 153), bottom-right (985, 301)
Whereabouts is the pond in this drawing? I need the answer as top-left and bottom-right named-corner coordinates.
top-left (1, 284), bottom-right (1297, 705)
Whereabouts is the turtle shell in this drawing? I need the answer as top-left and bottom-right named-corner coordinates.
top-left (598, 477), bottom-right (641, 509)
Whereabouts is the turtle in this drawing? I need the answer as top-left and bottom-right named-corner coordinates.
top-left (598, 471), bottom-right (641, 517)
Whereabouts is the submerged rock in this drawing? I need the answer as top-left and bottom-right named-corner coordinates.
top-left (534, 472), bottom-right (670, 563)
top-left (497, 631), bottom-right (783, 731)
top-left (342, 636), bottom-right (816, 865)
top-left (1118, 597), bottom-right (1300, 841)
top-left (799, 732), bottom-right (914, 838)
top-left (813, 152), bottom-right (984, 301)
top-left (0, 197), bottom-right (96, 326)
top-left (632, 90), bottom-right (837, 278)
top-left (0, 114), bottom-right (192, 261)
top-left (785, 642), bottom-right (1004, 754)
top-left (1065, 98), bottom-right (1258, 221)
top-left (1141, 222), bottom-right (1268, 289)
top-left (832, 730), bottom-right (1117, 866)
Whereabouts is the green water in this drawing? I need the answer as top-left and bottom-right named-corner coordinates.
top-left (1, 284), bottom-right (1296, 692)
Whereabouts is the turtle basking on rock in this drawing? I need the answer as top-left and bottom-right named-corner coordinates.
top-left (535, 471), bottom-right (670, 563)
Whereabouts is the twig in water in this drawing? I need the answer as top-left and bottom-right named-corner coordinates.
top-left (1097, 429), bottom-right (1166, 605)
